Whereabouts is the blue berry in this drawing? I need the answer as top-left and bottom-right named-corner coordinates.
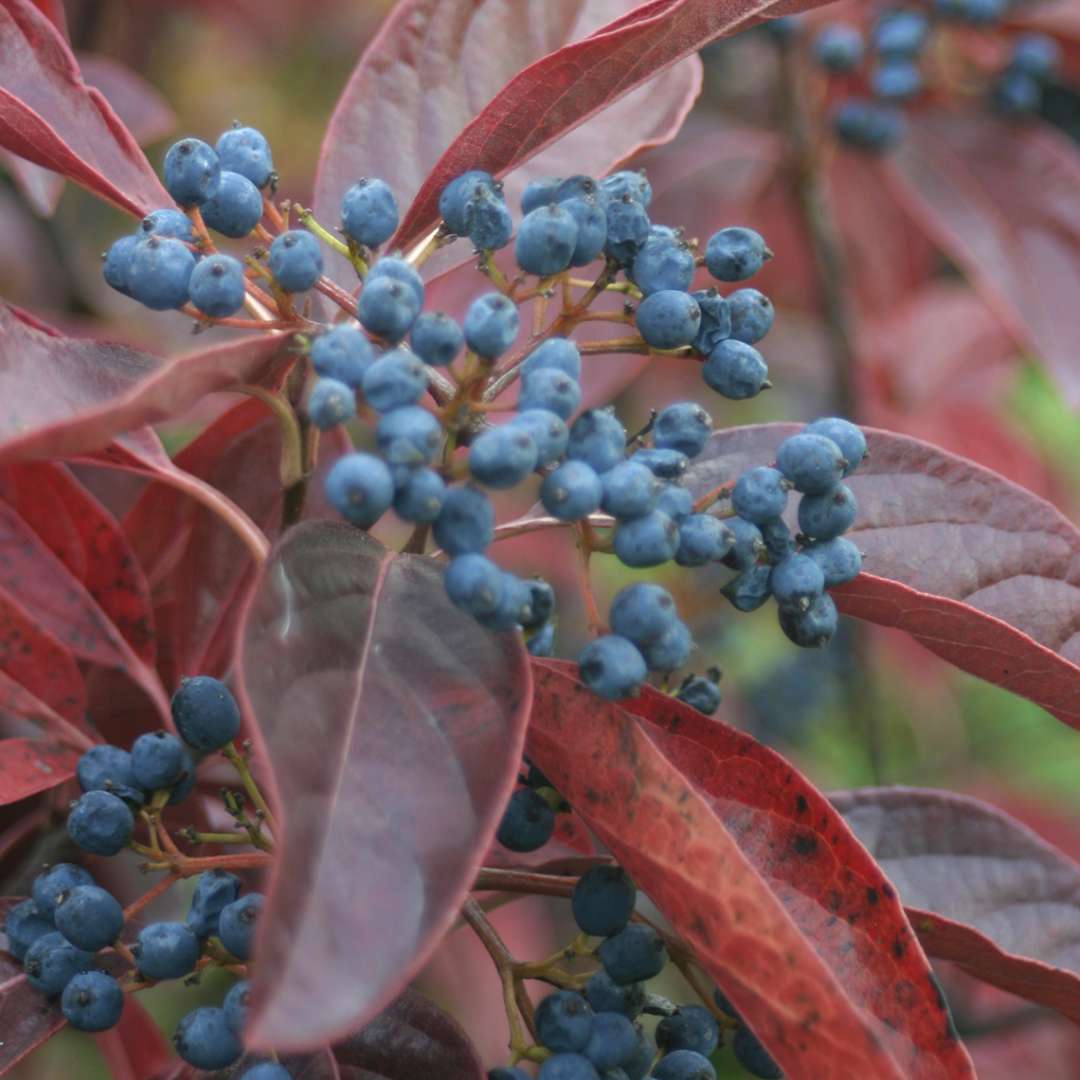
top-left (324, 452), bottom-right (394, 527)
top-left (394, 467), bottom-right (445, 522)
top-left (67, 791), bottom-right (133, 855)
top-left (993, 70), bottom-right (1041, 115)
top-left (727, 288), bottom-right (773, 344)
top-left (497, 788), bottom-right (555, 852)
top-left (871, 59), bottom-right (923, 102)
top-left (572, 866), bottom-right (636, 936)
top-left (832, 98), bottom-right (905, 152)
top-left (652, 1049), bottom-right (716, 1080)
top-left (563, 195), bottom-right (608, 266)
top-left (527, 621), bottom-right (556, 657)
top-left (102, 235), bottom-right (139, 295)
top-left (554, 175), bottom-right (606, 205)
top-left (598, 924), bottom-right (666, 984)
top-left (957, 0), bottom-right (1007, 21)
top-left (770, 553), bottom-right (826, 612)
top-left (519, 366), bottom-right (581, 420)
top-left (568, 409), bottom-right (626, 473)
top-left (624, 1025), bottom-right (657, 1080)
top-left (702, 339), bottom-right (768, 399)
top-left (433, 485), bottom-right (494, 555)
top-left (705, 227), bottom-right (767, 282)
top-left (631, 235), bottom-right (694, 295)
top-left (635, 290), bottom-right (701, 349)
top-left (163, 138), bottom-right (220, 207)
top-left (128, 236), bottom-right (196, 310)
top-left (172, 675), bottom-right (240, 751)
top-left (439, 170), bottom-right (496, 234)
top-left (77, 745), bottom-right (141, 803)
top-left (613, 511), bottom-right (679, 567)
top-left (609, 583), bottom-right (677, 645)
top-left (174, 1006), bottom-right (243, 1070)
top-left (577, 635), bottom-right (646, 700)
top-left (521, 176), bottom-right (561, 215)
top-left (601, 461), bottom-right (659, 519)
top-left (583, 1011), bottom-right (637, 1069)
top-left (464, 293), bottom-right (519, 359)
top-left (814, 24), bottom-right (864, 71)
top-left (722, 517), bottom-right (766, 570)
top-left (873, 9), bottom-right (929, 54)
top-left (798, 484), bottom-right (857, 540)
top-left (804, 417), bottom-right (865, 474)
top-left (164, 745), bottom-right (197, 806)
top-left (469, 425), bottom-right (538, 488)
top-left (54, 885), bottom-right (123, 952)
top-left (216, 125), bottom-right (274, 188)
top-left (3, 899), bottom-right (53, 961)
top-left (186, 871), bottom-right (242, 939)
top-left (223, 979), bottom-right (250, 1032)
top-left (411, 311), bottom-right (464, 367)
top-left (657, 1004), bottom-right (719, 1057)
top-left (541, 460), bottom-right (603, 520)
top-left (604, 197), bottom-right (650, 265)
top-left (23, 931), bottom-right (92, 995)
top-left (510, 409), bottom-right (568, 465)
top-left (655, 482), bottom-right (693, 522)
top-left (219, 894), bottom-right (262, 960)
top-left (362, 348), bottom-right (427, 411)
top-left (61, 970), bottom-right (123, 1031)
top-left (761, 517), bottom-right (795, 562)
top-left (522, 580), bottom-right (556, 632)
top-left (655, 402), bottom-right (712, 457)
top-left (188, 253), bottom-right (246, 318)
top-left (675, 513), bottom-right (733, 566)
top-left (732, 1026), bottom-right (782, 1079)
top-left (536, 990), bottom-right (595, 1053)
top-left (444, 555), bottom-right (505, 618)
top-left (600, 170), bottom-right (652, 207)
top-left (202, 171), bottom-right (263, 238)
top-left (538, 1054), bottom-right (599, 1080)
top-left (585, 971), bottom-right (645, 1019)
top-left (516, 204), bottom-right (578, 276)
top-left (140, 208), bottom-right (194, 242)
top-left (358, 276), bottom-right (421, 342)
top-left (803, 536), bottom-right (862, 586)
top-left (239, 1066), bottom-right (291, 1080)
top-left (307, 377), bottom-right (356, 431)
top-left (631, 447), bottom-right (688, 480)
top-left (522, 337), bottom-right (581, 380)
top-left (341, 178), bottom-right (399, 248)
top-left (779, 591), bottom-right (838, 648)
top-left (376, 405), bottom-right (441, 465)
top-left (676, 673), bottom-right (721, 715)
top-left (776, 432), bottom-right (846, 494)
top-left (691, 289), bottom-right (732, 354)
top-left (732, 467), bottom-right (788, 524)
top-left (268, 230), bottom-right (323, 292)
top-left (722, 564), bottom-right (773, 612)
top-left (1011, 34), bottom-right (1061, 79)
top-left (465, 185), bottom-right (513, 251)
top-left (713, 989), bottom-right (741, 1020)
top-left (311, 325), bottom-right (376, 387)
top-left (641, 618), bottom-right (692, 673)
top-left (366, 256), bottom-right (425, 307)
top-left (134, 921), bottom-right (200, 979)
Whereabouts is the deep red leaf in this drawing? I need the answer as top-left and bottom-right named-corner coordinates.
top-left (237, 522), bottom-right (532, 1052)
top-left (77, 54), bottom-right (175, 148)
top-left (883, 110), bottom-right (1080, 407)
top-left (527, 659), bottom-right (976, 1079)
top-left (93, 995), bottom-right (172, 1080)
top-left (684, 423), bottom-right (1080, 726)
top-left (832, 787), bottom-right (1080, 1024)
top-left (0, 0), bottom-right (168, 217)
top-left (0, 737), bottom-right (78, 805)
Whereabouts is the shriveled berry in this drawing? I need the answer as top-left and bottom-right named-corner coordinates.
top-left (604, 197), bottom-right (650, 265)
top-left (676, 673), bottom-right (722, 715)
top-left (722, 564), bottom-right (773, 613)
top-left (186, 871), bottom-right (242, 939)
top-left (462, 183), bottom-right (514, 251)
top-left (600, 170), bottom-right (652, 206)
top-left (3, 899), bottom-right (53, 961)
top-left (692, 288), bottom-right (732, 355)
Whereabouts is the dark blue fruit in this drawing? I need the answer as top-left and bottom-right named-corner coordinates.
top-left (631, 448), bottom-right (689, 480)
top-left (394, 467), bottom-right (446, 523)
top-left (538, 1054), bottom-right (600, 1080)
top-left (1011, 33), bottom-right (1061, 79)
top-left (731, 467), bottom-right (788, 524)
top-left (601, 461), bottom-right (659, 519)
top-left (367, 256), bottom-right (424, 307)
top-left (445, 555), bottom-right (505, 618)
top-left (609, 582), bottom-right (677, 646)
top-left (631, 235), bottom-right (694, 295)
top-left (585, 971), bottom-right (645, 1019)
top-left (341, 178), bottom-right (399, 248)
top-left (640, 619), bottom-right (692, 673)
top-left (141, 208), bottom-right (194, 241)
top-left (797, 484), bottom-right (857, 540)
top-left (567, 409), bottom-right (627, 474)
top-left (174, 1006), bottom-right (244, 1070)
top-left (655, 482), bottom-right (693, 522)
top-left (361, 348), bottom-right (428, 411)
top-left (522, 337), bottom-right (581, 380)
top-left (223, 979), bottom-right (250, 1032)
top-left (469, 425), bottom-right (538, 489)
top-left (358, 276), bottom-right (421, 342)
top-left (572, 866), bottom-right (636, 936)
top-left (613, 511), bottom-right (679, 568)
top-left (722, 517), bottom-right (765, 571)
top-left (432, 485), bottom-right (494, 555)
top-left (722, 564), bottom-right (773, 613)
top-left (803, 536), bottom-right (862, 586)
top-left (541, 460), bottom-right (603, 520)
top-left (324, 452), bottom-right (394, 527)
top-left (439, 170), bottom-right (495, 235)
top-left (411, 311), bottom-right (464, 367)
top-left (871, 58), bottom-right (923, 101)
top-left (776, 433), bottom-right (846, 494)
top-left (727, 288), bottom-right (774, 344)
top-left (519, 366), bottom-right (581, 420)
top-left (654, 402), bottom-right (712, 458)
top-left (186, 870), bottom-right (242, 939)
top-left (511, 409), bottom-right (568, 465)
top-left (462, 186), bottom-right (514, 251)
top-left (535, 990), bottom-right (595, 1053)
top-left (216, 125), bottom-right (274, 188)
top-left (702, 339), bottom-right (768, 399)
top-left (307, 377), bottom-right (355, 430)
top-left (583, 1011), bottom-right (637, 1069)
top-left (600, 170), bottom-right (652, 206)
top-left (761, 517), bottom-right (795, 562)
top-left (635, 290), bottom-right (701, 350)
top-left (163, 138), bottom-right (221, 207)
top-left (872, 9), bottom-right (929, 55)
top-left (134, 921), bottom-right (201, 979)
top-left (993, 70), bottom-right (1041, 116)
top-left (131, 731), bottom-right (189, 791)
top-left (813, 23), bottom-right (864, 71)
top-left (656, 1004), bottom-right (719, 1057)
top-left (464, 293), bottom-right (519, 359)
top-left (23, 931), bottom-right (92, 995)
top-left (803, 417), bottom-right (865, 475)
top-left (67, 791), bottom-right (134, 856)
top-left (32, 863), bottom-right (95, 918)
top-left (563, 195), bottom-right (608, 266)
top-left (128, 236), bottom-right (196, 311)
top-left (577, 635), bottom-right (646, 700)
top-left (310, 325), bottom-right (375, 387)
top-left (61, 970), bottom-right (124, 1031)
top-left (189, 253), bottom-right (247, 318)
top-left (770, 553), bottom-right (825, 612)
top-left (516, 204), bottom-right (578, 276)
top-left (238, 1065), bottom-right (292, 1080)
top-left (3, 899), bottom-right (53, 961)
top-left (674, 514), bottom-right (733, 567)
top-left (54, 885), bottom-right (123, 952)
top-left (604, 196), bottom-right (650, 265)
top-left (496, 788), bottom-right (555, 852)
top-left (598, 924), bottom-right (666, 984)
top-left (652, 1049), bottom-right (716, 1080)
top-left (268, 230), bottom-right (323, 292)
top-left (692, 289), bottom-right (732, 355)
top-left (832, 98), bottom-right (904, 153)
top-left (202, 171), bottom-right (263, 238)
top-left (521, 176), bottom-right (561, 215)
top-left (77, 745), bottom-right (142, 802)
top-left (778, 591), bottom-right (838, 648)
top-left (219, 893), bottom-right (262, 960)
top-left (102, 235), bottom-right (139, 296)
top-left (172, 675), bottom-right (240, 751)
top-left (732, 1026), bottom-right (782, 1079)
top-left (376, 406), bottom-right (441, 466)
top-left (704, 227), bottom-right (767, 282)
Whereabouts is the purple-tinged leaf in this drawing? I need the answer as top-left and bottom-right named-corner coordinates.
top-left (77, 54), bottom-right (176, 147)
top-left (684, 423), bottom-right (1080, 726)
top-left (237, 522), bottom-right (532, 1052)
top-left (832, 787), bottom-right (1080, 1023)
top-left (0, 737), bottom-right (78, 805)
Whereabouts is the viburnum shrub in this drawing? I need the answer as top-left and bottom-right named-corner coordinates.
top-left (0, 0), bottom-right (1078, 1077)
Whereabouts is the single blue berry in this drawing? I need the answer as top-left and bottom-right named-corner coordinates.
top-left (585, 971), bottom-right (645, 1019)
top-left (186, 871), bottom-right (242, 939)
top-left (609, 582), bottom-right (677, 645)
top-left (307, 377), bottom-right (355, 430)
top-left (832, 98), bottom-right (904, 152)
top-left (554, 175), bottom-right (606, 205)
top-left (624, 1024), bottom-right (656, 1080)
top-left (510, 409), bottom-right (568, 465)
top-left (134, 921), bottom-right (200, 979)
top-left (777, 432), bottom-right (846, 494)
top-left (223, 979), bottom-right (250, 1032)
top-left (691, 289), bottom-right (732, 355)
top-left (598, 924), bottom-right (666, 984)
top-left (613, 511), bottom-right (679, 568)
top-left (538, 1054), bottom-right (599, 1080)
top-left (362, 348), bottom-right (427, 412)
top-left (536, 990), bottom-right (595, 1053)
top-left (583, 1011), bottom-right (637, 1070)
top-left (476, 573), bottom-right (538, 631)
top-left (433, 485), bottom-right (494, 555)
top-left (631, 234), bottom-right (694, 295)
top-left (268, 230), bottom-right (323, 292)
top-left (219, 893), bottom-right (262, 960)
top-left (188, 253), bottom-right (246, 318)
top-left (675, 513), bottom-right (733, 566)
top-left (779, 591), bottom-right (838, 648)
top-left (705, 227), bottom-right (767, 282)
top-left (393, 467), bottom-right (446, 523)
top-left (516, 204), bottom-right (578, 276)
top-left (522, 337), bottom-right (582, 380)
top-left (102, 235), bottom-right (139, 296)
top-left (640, 619), bottom-right (692, 673)
top-left (411, 311), bottom-right (463, 367)
top-left (702, 339), bottom-right (768, 399)
top-left (77, 745), bottom-right (141, 803)
top-left (657, 1005), bottom-right (719, 1057)
top-left (676, 673), bottom-right (721, 715)
top-left (527, 621), bottom-right (556, 657)
top-left (367, 256), bottom-right (425, 307)
top-left (563, 195), bottom-right (608, 266)
top-left (654, 402), bottom-right (712, 458)
top-left (497, 788), bottom-right (555, 852)
top-left (567, 409), bottom-right (627, 474)
top-left (163, 138), bottom-right (221, 207)
top-left (61, 970), bottom-right (123, 1031)
top-left (578, 635), bottom-right (646, 700)
top-left (814, 23), bottom-right (864, 71)
top-left (722, 563), bottom-right (773, 612)
top-left (376, 405), bottom-right (441, 466)
top-left (521, 176), bottom-right (561, 215)
top-left (873, 9), bottom-right (929, 54)
top-left (804, 417), bottom-right (865, 475)
top-left (655, 482), bottom-right (693, 521)
top-left (601, 461), bottom-right (660, 519)
top-left (358, 276), bottom-right (421, 342)
top-left (469, 425), bottom-right (538, 488)
top-left (202, 171), bottom-right (263, 238)
top-left (128, 236), bottom-right (196, 310)
top-left (761, 517), bottom-right (795, 561)
top-left (67, 791), bottom-right (133, 856)
top-left (464, 293), bottom-right (519, 359)
top-left (572, 866), bottom-right (636, 937)
top-left (1011, 34), bottom-right (1061, 79)
top-left (727, 288), bottom-right (773, 344)
top-left (732, 466), bottom-right (788, 524)
top-left (23, 931), bottom-right (92, 995)
top-left (541, 460), bottom-right (603, 520)
top-left (652, 1048), bottom-right (717, 1080)
top-left (519, 366), bottom-right (581, 420)
top-left (174, 1006), bottom-right (244, 1070)
top-left (770, 553), bottom-right (826, 612)
top-left (341, 178), bottom-right (399, 248)
top-left (325, 452), bottom-right (394, 527)
top-left (140, 208), bottom-right (194, 242)
top-left (600, 170), bottom-right (652, 206)
top-left (803, 536), bottom-right (862, 586)
top-left (604, 197), bottom-right (650, 265)
top-left (3, 899), bottom-right (53, 961)
top-left (311, 325), bottom-right (376, 388)
top-left (723, 517), bottom-right (766, 570)
top-left (732, 1026), bottom-right (782, 1079)
top-left (635, 290), bottom-right (701, 350)
top-left (993, 69), bottom-right (1041, 115)
top-left (631, 447), bottom-right (688, 480)
top-left (464, 185), bottom-right (513, 251)
top-left (798, 483), bottom-right (857, 540)
top-left (871, 58), bottom-right (923, 102)
top-left (439, 170), bottom-right (496, 234)
top-left (444, 555), bottom-right (505, 618)
top-left (172, 675), bottom-right (240, 751)
top-left (54, 885), bottom-right (123, 952)
top-left (216, 125), bottom-right (274, 188)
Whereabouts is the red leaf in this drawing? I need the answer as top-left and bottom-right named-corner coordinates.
top-left (527, 659), bottom-right (976, 1079)
top-left (391, 0), bottom-right (835, 250)
top-left (93, 995), bottom-right (172, 1080)
top-left (684, 423), bottom-right (1080, 726)
top-left (237, 522), bottom-right (533, 1052)
top-left (314, 0), bottom-right (700, 286)
top-left (0, 0), bottom-right (168, 217)
top-left (833, 786), bottom-right (1080, 1024)
top-left (883, 110), bottom-right (1080, 407)
top-left (0, 737), bottom-right (78, 805)
top-left (77, 54), bottom-right (176, 147)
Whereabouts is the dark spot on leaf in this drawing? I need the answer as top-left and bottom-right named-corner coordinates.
top-left (795, 794), bottom-right (808, 815)
top-left (893, 980), bottom-right (918, 1008)
top-left (866, 887), bottom-right (879, 906)
top-left (892, 935), bottom-right (907, 960)
top-left (826, 890), bottom-right (842, 912)
top-left (881, 883), bottom-right (895, 900)
top-left (792, 833), bottom-right (816, 857)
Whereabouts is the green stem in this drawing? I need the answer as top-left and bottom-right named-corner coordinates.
top-left (222, 745), bottom-right (280, 836)
top-left (295, 205), bottom-right (368, 277)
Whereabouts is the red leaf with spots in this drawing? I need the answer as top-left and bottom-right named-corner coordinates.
top-left (237, 522), bottom-right (532, 1052)
top-left (683, 424), bottom-right (1080, 727)
top-left (832, 787), bottom-right (1080, 1024)
top-left (528, 660), bottom-right (976, 1079)
top-left (0, 737), bottom-right (78, 805)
